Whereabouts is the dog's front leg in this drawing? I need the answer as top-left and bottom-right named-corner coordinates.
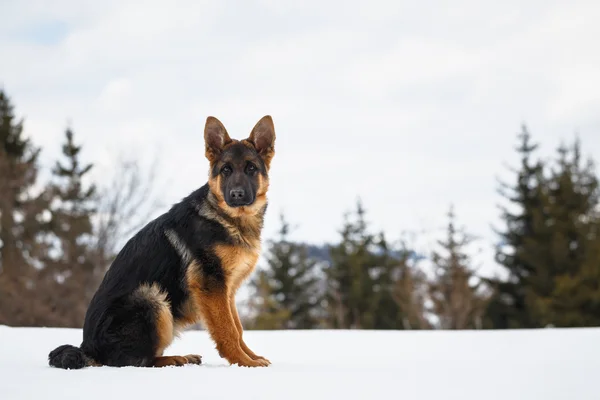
top-left (198, 291), bottom-right (269, 367)
top-left (229, 293), bottom-right (271, 365)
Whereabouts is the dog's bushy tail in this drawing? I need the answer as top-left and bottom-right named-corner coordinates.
top-left (48, 344), bottom-right (91, 370)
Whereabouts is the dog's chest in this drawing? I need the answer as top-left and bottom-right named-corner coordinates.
top-left (215, 243), bottom-right (260, 291)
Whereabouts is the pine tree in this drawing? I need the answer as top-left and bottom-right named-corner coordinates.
top-left (485, 125), bottom-right (549, 328)
top-left (554, 225), bottom-right (600, 326)
top-left (428, 206), bottom-right (489, 329)
top-left (325, 200), bottom-right (371, 328)
top-left (377, 234), bottom-right (430, 330)
top-left (390, 246), bottom-right (430, 330)
top-left (532, 138), bottom-right (600, 326)
top-left (324, 200), bottom-right (386, 329)
top-left (50, 127), bottom-right (96, 265)
top-left (324, 202), bottom-right (429, 330)
top-left (246, 270), bottom-right (291, 330)
top-left (247, 213), bottom-right (321, 329)
top-left (363, 232), bottom-right (396, 329)
top-left (0, 89), bottom-right (49, 277)
top-left (42, 127), bottom-right (97, 327)
top-left (0, 89), bottom-right (53, 326)
top-left (487, 126), bottom-right (600, 328)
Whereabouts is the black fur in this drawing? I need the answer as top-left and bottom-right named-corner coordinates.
top-left (48, 345), bottom-right (87, 369)
top-left (47, 115), bottom-right (275, 370)
top-left (48, 183), bottom-right (259, 369)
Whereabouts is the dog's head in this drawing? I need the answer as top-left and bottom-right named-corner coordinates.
top-left (204, 115), bottom-right (276, 217)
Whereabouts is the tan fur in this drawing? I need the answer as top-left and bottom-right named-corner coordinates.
top-left (194, 291), bottom-right (268, 367)
top-left (164, 115), bottom-right (274, 368)
top-left (133, 283), bottom-right (203, 367)
top-left (179, 260), bottom-right (260, 366)
top-left (214, 243), bottom-right (260, 294)
top-left (133, 283), bottom-right (174, 357)
top-left (198, 191), bottom-right (265, 247)
top-left (180, 253), bottom-right (270, 365)
top-left (210, 244), bottom-right (269, 364)
top-left (229, 292), bottom-right (269, 362)
top-left (152, 354), bottom-right (201, 367)
top-left (87, 359), bottom-right (103, 367)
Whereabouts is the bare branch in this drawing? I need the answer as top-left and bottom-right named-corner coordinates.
top-left (91, 152), bottom-right (165, 274)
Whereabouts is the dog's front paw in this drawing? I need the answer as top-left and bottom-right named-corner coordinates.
top-left (251, 355), bottom-right (271, 365)
top-left (236, 358), bottom-right (270, 368)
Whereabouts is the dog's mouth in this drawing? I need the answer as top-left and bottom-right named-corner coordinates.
top-left (225, 198), bottom-right (254, 208)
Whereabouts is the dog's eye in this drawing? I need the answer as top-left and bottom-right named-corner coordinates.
top-left (221, 166), bottom-right (232, 176)
top-left (246, 163), bottom-right (257, 173)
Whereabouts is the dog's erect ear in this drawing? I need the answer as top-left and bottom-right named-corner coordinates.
top-left (204, 116), bottom-right (232, 163)
top-left (248, 115), bottom-right (276, 168)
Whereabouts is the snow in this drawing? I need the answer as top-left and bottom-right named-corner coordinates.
top-left (1, 325), bottom-right (598, 400)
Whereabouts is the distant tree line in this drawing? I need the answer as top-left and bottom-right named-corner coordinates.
top-left (244, 126), bottom-right (600, 330)
top-left (0, 89), bottom-right (161, 327)
top-left (2, 87), bottom-right (599, 330)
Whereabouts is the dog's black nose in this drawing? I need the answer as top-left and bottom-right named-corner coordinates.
top-left (229, 188), bottom-right (245, 200)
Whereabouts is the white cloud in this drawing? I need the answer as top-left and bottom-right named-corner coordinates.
top-left (98, 78), bottom-right (133, 112)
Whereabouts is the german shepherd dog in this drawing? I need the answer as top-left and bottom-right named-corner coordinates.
top-left (48, 115), bottom-right (275, 369)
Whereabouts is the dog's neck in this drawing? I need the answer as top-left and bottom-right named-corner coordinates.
top-left (197, 191), bottom-right (266, 248)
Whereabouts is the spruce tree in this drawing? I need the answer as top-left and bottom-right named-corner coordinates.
top-left (42, 127), bottom-right (97, 326)
top-left (555, 226), bottom-right (600, 326)
top-left (485, 125), bottom-right (549, 328)
top-left (50, 127), bottom-right (96, 265)
top-left (248, 213), bottom-right (321, 329)
top-left (487, 127), bottom-right (600, 328)
top-left (390, 244), bottom-right (430, 330)
top-left (324, 202), bottom-right (428, 330)
top-left (0, 89), bottom-right (49, 277)
top-left (246, 270), bottom-right (291, 330)
top-left (533, 138), bottom-right (600, 326)
top-left (369, 232), bottom-right (400, 329)
top-left (428, 206), bottom-right (489, 329)
top-left (375, 234), bottom-right (429, 329)
top-left (0, 89), bottom-right (53, 326)
top-left (324, 200), bottom-right (382, 329)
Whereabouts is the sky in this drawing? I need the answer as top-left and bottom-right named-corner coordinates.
top-left (1, 0), bottom-right (600, 277)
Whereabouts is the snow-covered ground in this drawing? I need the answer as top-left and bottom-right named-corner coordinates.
top-left (1, 325), bottom-right (598, 400)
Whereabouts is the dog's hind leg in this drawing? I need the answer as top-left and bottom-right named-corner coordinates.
top-left (94, 283), bottom-right (201, 367)
top-left (152, 355), bottom-right (202, 367)
top-left (138, 284), bottom-right (202, 367)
